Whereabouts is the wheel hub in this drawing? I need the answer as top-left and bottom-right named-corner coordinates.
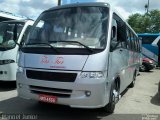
top-left (113, 89), bottom-right (119, 103)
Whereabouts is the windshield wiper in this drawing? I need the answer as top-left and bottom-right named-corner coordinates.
top-left (26, 42), bottom-right (60, 54)
top-left (50, 40), bottom-right (94, 53)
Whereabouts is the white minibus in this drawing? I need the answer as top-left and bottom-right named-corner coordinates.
top-left (0, 19), bottom-right (34, 81)
top-left (17, 3), bottom-right (140, 113)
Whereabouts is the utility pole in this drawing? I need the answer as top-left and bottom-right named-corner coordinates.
top-left (145, 0), bottom-right (150, 14)
top-left (58, 0), bottom-right (61, 6)
top-left (147, 0), bottom-right (149, 14)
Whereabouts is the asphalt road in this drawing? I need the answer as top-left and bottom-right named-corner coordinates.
top-left (0, 69), bottom-right (160, 120)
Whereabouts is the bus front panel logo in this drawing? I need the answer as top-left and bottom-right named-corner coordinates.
top-left (41, 56), bottom-right (49, 64)
top-left (55, 57), bottom-right (64, 64)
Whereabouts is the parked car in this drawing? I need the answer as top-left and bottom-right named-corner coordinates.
top-left (139, 58), bottom-right (155, 72)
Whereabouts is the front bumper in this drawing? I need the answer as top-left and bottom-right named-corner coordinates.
top-left (17, 69), bottom-right (111, 108)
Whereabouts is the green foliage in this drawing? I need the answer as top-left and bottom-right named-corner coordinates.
top-left (127, 9), bottom-right (160, 33)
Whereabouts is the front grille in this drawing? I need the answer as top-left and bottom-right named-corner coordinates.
top-left (26, 70), bottom-right (77, 82)
top-left (30, 85), bottom-right (72, 98)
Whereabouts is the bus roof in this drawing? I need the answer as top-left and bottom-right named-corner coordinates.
top-left (0, 10), bottom-right (26, 20)
top-left (0, 19), bottom-right (34, 23)
top-left (41, 2), bottom-right (137, 38)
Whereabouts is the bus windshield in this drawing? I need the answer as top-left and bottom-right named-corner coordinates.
top-left (0, 22), bottom-right (24, 50)
top-left (26, 6), bottom-right (109, 50)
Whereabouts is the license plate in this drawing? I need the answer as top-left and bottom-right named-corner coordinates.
top-left (39, 94), bottom-right (57, 104)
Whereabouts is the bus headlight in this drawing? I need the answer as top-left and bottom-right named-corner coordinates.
top-left (90, 72), bottom-right (104, 78)
top-left (80, 72), bottom-right (104, 79)
top-left (0, 59), bottom-right (15, 65)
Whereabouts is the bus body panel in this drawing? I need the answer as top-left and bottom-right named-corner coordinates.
top-left (16, 2), bottom-right (140, 110)
top-left (142, 45), bottom-right (158, 63)
top-left (108, 47), bottom-right (135, 93)
top-left (17, 67), bottom-right (111, 108)
top-left (24, 53), bottom-right (88, 71)
top-left (0, 46), bottom-right (19, 81)
top-left (23, 52), bottom-right (109, 71)
top-left (138, 33), bottom-right (160, 65)
top-left (0, 63), bottom-right (17, 81)
top-left (81, 50), bottom-right (108, 71)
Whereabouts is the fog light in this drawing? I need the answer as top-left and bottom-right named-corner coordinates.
top-left (85, 91), bottom-right (91, 97)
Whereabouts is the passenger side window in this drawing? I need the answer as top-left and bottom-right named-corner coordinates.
top-left (110, 13), bottom-right (127, 51)
top-left (126, 29), bottom-right (130, 49)
top-left (110, 19), bottom-right (119, 50)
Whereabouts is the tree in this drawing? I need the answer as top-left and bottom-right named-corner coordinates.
top-left (127, 9), bottom-right (160, 33)
top-left (149, 10), bottom-right (160, 33)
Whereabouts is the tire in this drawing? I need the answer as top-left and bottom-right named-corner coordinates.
top-left (103, 82), bottom-right (119, 113)
top-left (129, 73), bottom-right (136, 88)
top-left (145, 68), bottom-right (150, 72)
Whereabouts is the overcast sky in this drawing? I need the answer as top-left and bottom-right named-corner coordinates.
top-left (0, 0), bottom-right (159, 20)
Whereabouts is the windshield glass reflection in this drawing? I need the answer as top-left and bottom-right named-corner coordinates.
top-left (26, 7), bottom-right (109, 49)
top-left (0, 22), bottom-right (24, 50)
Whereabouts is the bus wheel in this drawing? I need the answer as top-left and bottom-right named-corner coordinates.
top-left (129, 73), bottom-right (136, 88)
top-left (103, 82), bottom-right (119, 113)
